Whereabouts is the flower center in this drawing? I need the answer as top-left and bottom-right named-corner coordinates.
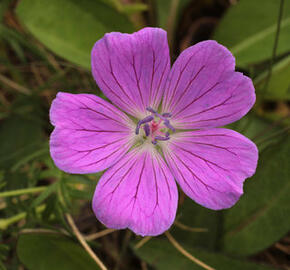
top-left (135, 107), bottom-right (175, 145)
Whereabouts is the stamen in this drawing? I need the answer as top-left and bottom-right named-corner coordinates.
top-left (137, 108), bottom-right (174, 145)
top-left (146, 107), bottom-right (157, 114)
top-left (162, 112), bottom-right (172, 118)
top-left (135, 115), bottom-right (154, 134)
top-left (152, 135), bottom-right (170, 145)
top-left (143, 124), bottom-right (150, 136)
top-left (164, 120), bottom-right (176, 132)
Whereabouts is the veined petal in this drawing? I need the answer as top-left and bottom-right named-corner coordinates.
top-left (92, 146), bottom-right (178, 236)
top-left (49, 92), bottom-right (134, 174)
top-left (162, 129), bottom-right (258, 210)
top-left (91, 27), bottom-right (170, 118)
top-left (162, 40), bottom-right (255, 129)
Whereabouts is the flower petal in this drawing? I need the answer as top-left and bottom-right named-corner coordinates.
top-left (162, 40), bottom-right (255, 129)
top-left (92, 146), bottom-right (178, 236)
top-left (162, 128), bottom-right (258, 210)
top-left (49, 92), bottom-right (134, 174)
top-left (91, 27), bottom-right (170, 118)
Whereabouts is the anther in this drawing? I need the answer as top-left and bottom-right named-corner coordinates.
top-left (143, 124), bottom-right (150, 136)
top-left (146, 107), bottom-right (157, 114)
top-left (162, 112), bottom-right (172, 118)
top-left (164, 119), bottom-right (176, 132)
top-left (152, 135), bottom-right (170, 145)
top-left (135, 115), bottom-right (154, 135)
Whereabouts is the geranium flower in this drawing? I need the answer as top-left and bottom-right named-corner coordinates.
top-left (49, 27), bottom-right (258, 236)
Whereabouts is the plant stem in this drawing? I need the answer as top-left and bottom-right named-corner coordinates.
top-left (165, 231), bottom-right (215, 270)
top-left (65, 213), bottom-right (108, 270)
top-left (84, 228), bottom-right (116, 241)
top-left (134, 236), bottom-right (152, 249)
top-left (166, 0), bottom-right (180, 50)
top-left (0, 186), bottom-right (46, 198)
top-left (0, 204), bottom-right (45, 230)
top-left (263, 0), bottom-right (285, 94)
top-left (174, 220), bottom-right (208, 232)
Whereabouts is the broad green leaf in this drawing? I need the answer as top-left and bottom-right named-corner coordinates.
top-left (213, 0), bottom-right (290, 67)
top-left (17, 233), bottom-right (100, 270)
top-left (171, 197), bottom-right (220, 250)
top-left (16, 0), bottom-right (134, 69)
top-left (134, 239), bottom-right (277, 270)
top-left (255, 55), bottom-right (290, 100)
top-left (222, 137), bottom-right (290, 256)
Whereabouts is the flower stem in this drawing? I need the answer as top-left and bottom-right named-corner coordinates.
top-left (263, 0), bottom-right (285, 94)
top-left (174, 220), bottom-right (208, 232)
top-left (134, 236), bottom-right (152, 249)
top-left (84, 228), bottom-right (116, 241)
top-left (165, 231), bottom-right (215, 270)
top-left (65, 213), bottom-right (108, 270)
top-left (166, 0), bottom-right (180, 50)
top-left (0, 204), bottom-right (45, 230)
top-left (0, 186), bottom-right (46, 198)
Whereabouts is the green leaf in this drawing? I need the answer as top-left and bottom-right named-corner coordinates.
top-left (213, 0), bottom-right (290, 67)
top-left (134, 239), bottom-right (277, 270)
top-left (17, 233), bottom-right (100, 270)
top-left (16, 0), bottom-right (134, 69)
top-left (255, 55), bottom-right (290, 100)
top-left (222, 137), bottom-right (290, 256)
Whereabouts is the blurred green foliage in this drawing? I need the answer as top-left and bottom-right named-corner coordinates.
top-left (213, 0), bottom-right (290, 67)
top-left (16, 0), bottom-right (134, 68)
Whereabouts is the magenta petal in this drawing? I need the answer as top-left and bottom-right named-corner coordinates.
top-left (92, 147), bottom-right (178, 236)
top-left (49, 92), bottom-right (134, 174)
top-left (91, 27), bottom-right (170, 118)
top-left (162, 40), bottom-right (255, 129)
top-left (163, 128), bottom-right (258, 210)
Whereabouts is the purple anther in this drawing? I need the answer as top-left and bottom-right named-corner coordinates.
top-left (135, 115), bottom-right (154, 134)
top-left (152, 135), bottom-right (170, 144)
top-left (155, 135), bottom-right (170, 141)
top-left (143, 124), bottom-right (150, 136)
top-left (164, 119), bottom-right (176, 132)
top-left (162, 112), bottom-right (172, 118)
top-left (155, 112), bottom-right (164, 120)
top-left (146, 107), bottom-right (157, 114)
top-left (165, 131), bottom-right (170, 137)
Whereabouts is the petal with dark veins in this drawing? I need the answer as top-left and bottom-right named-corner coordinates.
top-left (92, 146), bottom-right (178, 236)
top-left (91, 27), bottom-right (170, 118)
top-left (162, 41), bottom-right (255, 129)
top-left (163, 128), bottom-right (258, 210)
top-left (50, 92), bottom-right (134, 174)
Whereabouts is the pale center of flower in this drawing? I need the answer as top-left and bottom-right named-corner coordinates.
top-left (135, 107), bottom-right (175, 145)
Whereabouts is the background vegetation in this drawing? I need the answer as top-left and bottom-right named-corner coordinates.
top-left (0, 0), bottom-right (289, 269)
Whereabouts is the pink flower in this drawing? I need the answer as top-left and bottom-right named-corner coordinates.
top-left (49, 27), bottom-right (258, 236)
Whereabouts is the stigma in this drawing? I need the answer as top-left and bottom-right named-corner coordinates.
top-left (135, 107), bottom-right (175, 145)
